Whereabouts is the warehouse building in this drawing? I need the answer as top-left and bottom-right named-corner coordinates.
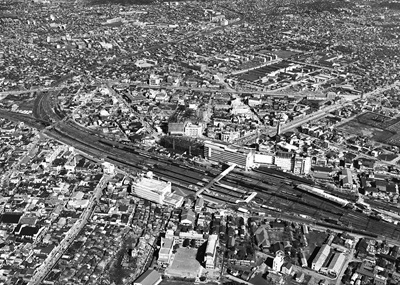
top-left (312, 244), bottom-right (331, 271)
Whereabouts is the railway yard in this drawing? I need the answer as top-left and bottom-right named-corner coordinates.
top-left (3, 89), bottom-right (400, 245)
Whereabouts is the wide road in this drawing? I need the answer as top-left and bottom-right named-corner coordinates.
top-left (27, 174), bottom-right (111, 285)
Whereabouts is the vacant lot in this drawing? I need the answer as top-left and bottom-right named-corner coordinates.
top-left (338, 120), bottom-right (387, 138)
top-left (356, 112), bottom-right (400, 129)
top-left (339, 112), bottom-right (400, 146)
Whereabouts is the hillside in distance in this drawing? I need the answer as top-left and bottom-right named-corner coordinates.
top-left (88, 0), bottom-right (155, 5)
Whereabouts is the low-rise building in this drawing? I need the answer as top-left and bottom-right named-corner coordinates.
top-left (158, 238), bottom-right (174, 266)
top-left (205, 234), bottom-right (219, 269)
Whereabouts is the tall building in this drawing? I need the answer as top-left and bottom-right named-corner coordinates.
top-left (204, 141), bottom-right (255, 170)
top-left (293, 156), bottom-right (312, 175)
top-left (205, 234), bottom-right (219, 269)
top-left (274, 152), bottom-right (294, 172)
top-left (131, 176), bottom-right (171, 204)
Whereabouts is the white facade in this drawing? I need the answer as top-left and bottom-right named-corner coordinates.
top-left (274, 153), bottom-right (293, 172)
top-left (204, 141), bottom-right (255, 170)
top-left (205, 234), bottom-right (219, 269)
top-left (254, 153), bottom-right (274, 164)
top-left (158, 238), bottom-right (174, 265)
top-left (293, 156), bottom-right (311, 175)
top-left (184, 123), bottom-right (202, 137)
top-left (327, 252), bottom-right (345, 276)
top-left (312, 244), bottom-right (331, 271)
top-left (132, 177), bottom-right (171, 204)
top-left (273, 250), bottom-right (285, 272)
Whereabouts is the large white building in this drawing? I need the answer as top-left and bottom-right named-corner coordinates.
top-left (205, 234), bottom-right (219, 269)
top-left (293, 156), bottom-right (312, 175)
top-left (184, 123), bottom-right (203, 137)
top-left (204, 141), bottom-right (255, 170)
top-left (158, 238), bottom-right (174, 266)
top-left (131, 177), bottom-right (171, 204)
top-left (326, 252), bottom-right (346, 277)
top-left (274, 152), bottom-right (294, 172)
top-left (312, 244), bottom-right (331, 271)
top-left (273, 250), bottom-right (285, 272)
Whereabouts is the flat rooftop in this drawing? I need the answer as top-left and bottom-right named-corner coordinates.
top-left (133, 177), bottom-right (170, 194)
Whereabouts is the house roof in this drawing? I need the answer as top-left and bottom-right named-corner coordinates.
top-left (180, 209), bottom-right (196, 224)
top-left (255, 227), bottom-right (270, 247)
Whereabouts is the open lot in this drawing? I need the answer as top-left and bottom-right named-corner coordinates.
top-left (338, 112), bottom-right (400, 146)
top-left (303, 230), bottom-right (329, 265)
top-left (356, 112), bottom-right (399, 129)
top-left (165, 248), bottom-right (201, 279)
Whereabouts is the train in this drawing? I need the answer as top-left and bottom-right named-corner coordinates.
top-left (261, 204), bottom-right (282, 213)
top-left (296, 184), bottom-right (350, 207)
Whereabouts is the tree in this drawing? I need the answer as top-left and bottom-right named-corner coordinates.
top-left (183, 239), bottom-right (190, 247)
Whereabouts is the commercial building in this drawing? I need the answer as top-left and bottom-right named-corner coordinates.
top-left (163, 193), bottom-right (184, 208)
top-left (312, 244), bottom-right (331, 271)
top-left (205, 234), bottom-right (219, 269)
top-left (254, 152), bottom-right (274, 165)
top-left (134, 269), bottom-right (162, 285)
top-left (293, 156), bottom-right (312, 175)
top-left (184, 123), bottom-right (203, 137)
top-left (131, 176), bottom-right (171, 204)
top-left (204, 141), bottom-right (255, 170)
top-left (274, 151), bottom-right (294, 172)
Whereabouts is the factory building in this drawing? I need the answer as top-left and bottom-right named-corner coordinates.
top-left (312, 244), bottom-right (331, 271)
top-left (131, 176), bottom-right (171, 204)
top-left (204, 141), bottom-right (255, 170)
top-left (326, 252), bottom-right (346, 277)
top-left (205, 234), bottom-right (219, 269)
